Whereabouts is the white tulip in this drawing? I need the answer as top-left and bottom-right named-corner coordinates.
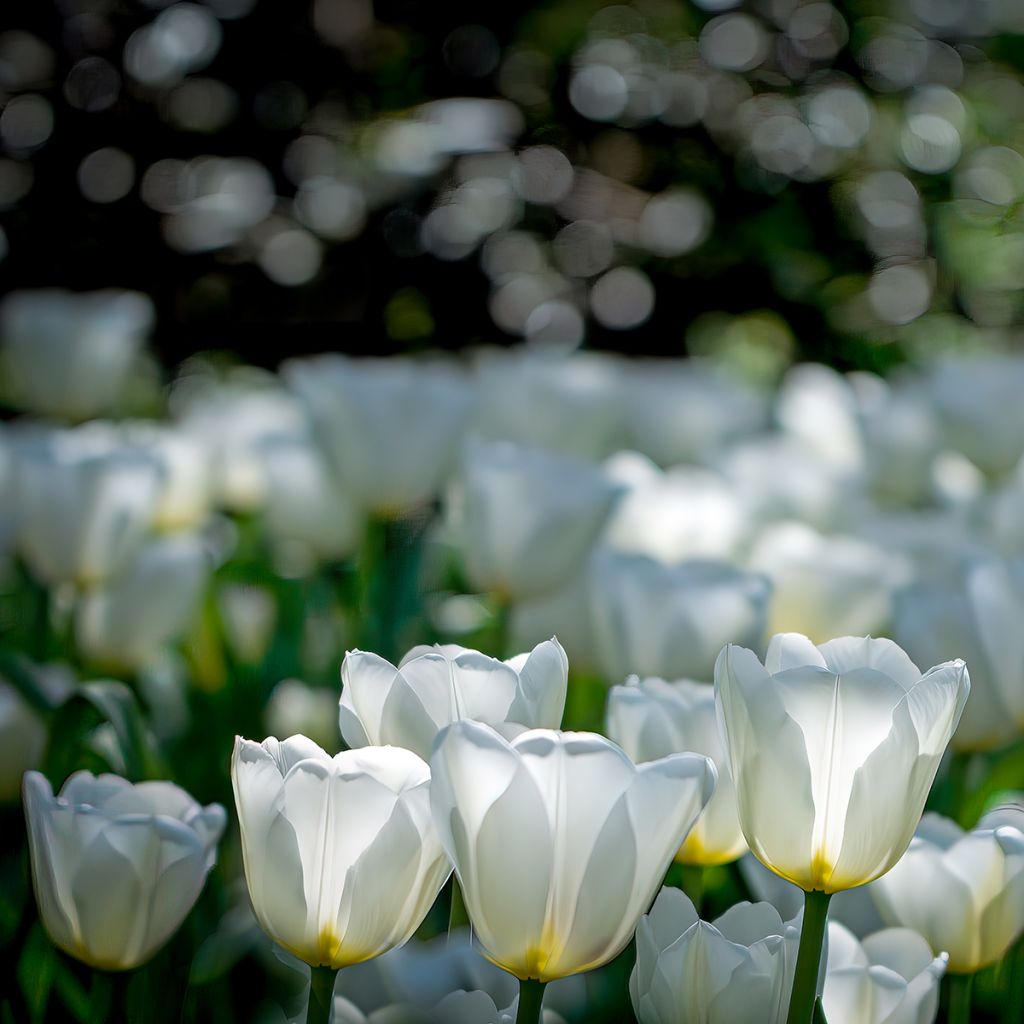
top-left (451, 440), bottom-right (621, 600)
top-left (231, 736), bottom-right (451, 968)
top-left (510, 570), bottom-right (599, 676)
top-left (0, 289), bottom-right (153, 420)
top-left (75, 534), bottom-right (209, 669)
top-left (13, 425), bottom-right (163, 586)
top-left (870, 809), bottom-right (1024, 973)
top-left (284, 354), bottom-right (473, 515)
top-left (340, 639), bottom-right (567, 761)
top-left (0, 681), bottom-right (47, 802)
top-left (606, 677), bottom-right (746, 865)
top-left (23, 770), bottom-right (224, 970)
top-left (590, 552), bottom-right (770, 682)
top-left (630, 887), bottom-right (800, 1024)
top-left (429, 721), bottom-right (716, 981)
top-left (821, 921), bottom-right (946, 1024)
top-left (715, 633), bottom-right (969, 892)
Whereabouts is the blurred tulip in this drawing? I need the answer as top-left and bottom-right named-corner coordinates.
top-left (285, 354), bottom-right (473, 515)
top-left (266, 680), bottom-right (342, 753)
top-left (0, 680), bottom-right (47, 801)
top-left (510, 570), bottom-right (599, 676)
top-left (13, 425), bottom-right (163, 587)
top-left (0, 289), bottom-right (153, 421)
top-left (340, 639), bottom-right (567, 761)
top-left (630, 887), bottom-right (800, 1024)
top-left (590, 552), bottom-right (770, 682)
top-left (23, 770), bottom-right (224, 970)
top-left (870, 809), bottom-right (1024, 973)
top-left (231, 736), bottom-right (451, 968)
top-left (606, 676), bottom-right (746, 865)
top-left (451, 439), bottom-right (621, 600)
top-left (715, 633), bottom-right (969, 893)
top-left (821, 921), bottom-right (946, 1024)
top-left (429, 721), bottom-right (715, 982)
top-left (75, 534), bottom-right (209, 669)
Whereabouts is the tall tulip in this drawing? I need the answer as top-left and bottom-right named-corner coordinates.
top-left (429, 721), bottom-right (715, 1022)
top-left (23, 771), bottom-right (224, 970)
top-left (715, 633), bottom-right (969, 1024)
top-left (340, 639), bottom-right (567, 761)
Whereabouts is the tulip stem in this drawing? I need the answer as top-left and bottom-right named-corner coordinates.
top-left (516, 978), bottom-right (546, 1024)
top-left (786, 889), bottom-right (831, 1024)
top-left (948, 972), bottom-right (973, 1024)
top-left (448, 876), bottom-right (469, 936)
top-left (680, 864), bottom-right (704, 913)
top-left (306, 965), bottom-right (337, 1024)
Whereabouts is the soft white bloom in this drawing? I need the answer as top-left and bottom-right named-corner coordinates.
top-left (821, 921), bottom-right (946, 1024)
top-left (870, 809), bottom-right (1024, 973)
top-left (13, 425), bottom-right (163, 586)
top-left (630, 887), bottom-right (800, 1024)
top-left (510, 570), bottom-right (599, 676)
top-left (893, 557), bottom-right (1024, 751)
top-left (0, 289), bottom-right (153, 420)
top-left (231, 736), bottom-right (451, 968)
top-left (451, 440), bottom-right (621, 600)
top-left (218, 584), bottom-right (277, 665)
top-left (265, 680), bottom-right (341, 753)
top-left (590, 552), bottom-right (770, 682)
top-left (602, 453), bottom-right (748, 563)
top-left (23, 770), bottom-right (224, 970)
top-left (606, 677), bottom-right (746, 865)
top-left (75, 534), bottom-right (209, 669)
top-left (748, 521), bottom-right (904, 644)
top-left (715, 633), bottom-right (969, 892)
top-left (340, 639), bottom-right (567, 761)
top-left (429, 721), bottom-right (716, 981)
top-left (0, 681), bottom-right (47, 802)
top-left (285, 354), bottom-right (473, 515)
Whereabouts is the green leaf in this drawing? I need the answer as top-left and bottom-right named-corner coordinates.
top-left (17, 924), bottom-right (56, 1024)
top-left (814, 996), bottom-right (829, 1024)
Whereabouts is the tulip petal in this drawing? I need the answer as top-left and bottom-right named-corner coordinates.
top-left (340, 651), bottom-right (401, 748)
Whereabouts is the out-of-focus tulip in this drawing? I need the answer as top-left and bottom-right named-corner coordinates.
top-left (870, 809), bottom-right (1024, 973)
top-left (510, 570), bottom-right (599, 676)
top-left (590, 552), bottom-right (770, 682)
top-left (451, 440), bottom-right (621, 601)
top-left (340, 639), bottom-right (567, 761)
top-left (606, 677), bottom-right (746, 865)
top-left (23, 770), bottom-right (224, 970)
top-left (265, 680), bottom-right (342, 753)
top-left (748, 522), bottom-right (904, 644)
top-left (715, 633), bottom-right (969, 893)
top-left (894, 557), bottom-right (1024, 751)
top-left (429, 721), bottom-right (715, 982)
top-left (13, 425), bottom-right (163, 587)
top-left (218, 584), bottom-right (277, 665)
top-left (284, 354), bottom-right (473, 516)
top-left (821, 921), bottom-right (946, 1024)
top-left (0, 289), bottom-right (153, 421)
top-left (630, 887), bottom-right (800, 1024)
top-left (231, 736), bottom-right (451, 968)
top-left (75, 534), bottom-right (209, 670)
top-left (0, 681), bottom-right (47, 802)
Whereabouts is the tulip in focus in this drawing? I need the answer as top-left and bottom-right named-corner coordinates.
top-left (340, 639), bottom-right (567, 761)
top-left (630, 887), bottom-right (800, 1024)
top-left (231, 736), bottom-right (451, 969)
top-left (23, 770), bottom-right (225, 970)
top-left (870, 808), bottom-right (1024, 974)
top-left (821, 921), bottom-right (946, 1024)
top-left (429, 721), bottom-right (715, 985)
top-left (606, 676), bottom-right (746, 865)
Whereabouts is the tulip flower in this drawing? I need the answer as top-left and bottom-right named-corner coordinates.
top-left (870, 810), bottom-right (1024, 984)
top-left (231, 735), bottom-right (451, 1024)
top-left (284, 354), bottom-right (473, 515)
top-left (590, 552), bottom-right (770, 683)
top-left (606, 676), bottom-right (746, 865)
top-left (0, 289), bottom-right (153, 421)
top-left (821, 921), bottom-right (946, 1024)
top-left (340, 639), bottom-right (568, 761)
top-left (630, 887), bottom-right (801, 1024)
top-left (429, 721), bottom-right (715, 1021)
top-left (0, 680), bottom-right (47, 801)
top-left (715, 633), bottom-right (969, 1024)
top-left (23, 770), bottom-right (224, 970)
top-left (450, 440), bottom-right (621, 601)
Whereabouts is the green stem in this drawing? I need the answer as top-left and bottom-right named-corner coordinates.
top-left (491, 596), bottom-right (511, 660)
top-left (87, 971), bottom-right (115, 1024)
top-left (945, 751), bottom-right (971, 826)
top-left (947, 972), bottom-right (973, 1024)
top-left (448, 876), bottom-right (469, 936)
top-left (516, 978), bottom-right (547, 1024)
top-left (1003, 934), bottom-right (1024, 1024)
top-left (307, 966), bottom-right (337, 1024)
top-left (680, 864), bottom-right (704, 914)
top-left (786, 890), bottom-right (831, 1024)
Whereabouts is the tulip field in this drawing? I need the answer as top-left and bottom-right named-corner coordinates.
top-left (4, 1), bottom-right (1024, 1023)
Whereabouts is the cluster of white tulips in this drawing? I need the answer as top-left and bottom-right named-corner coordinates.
top-left (3, 289), bottom-right (1024, 1024)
